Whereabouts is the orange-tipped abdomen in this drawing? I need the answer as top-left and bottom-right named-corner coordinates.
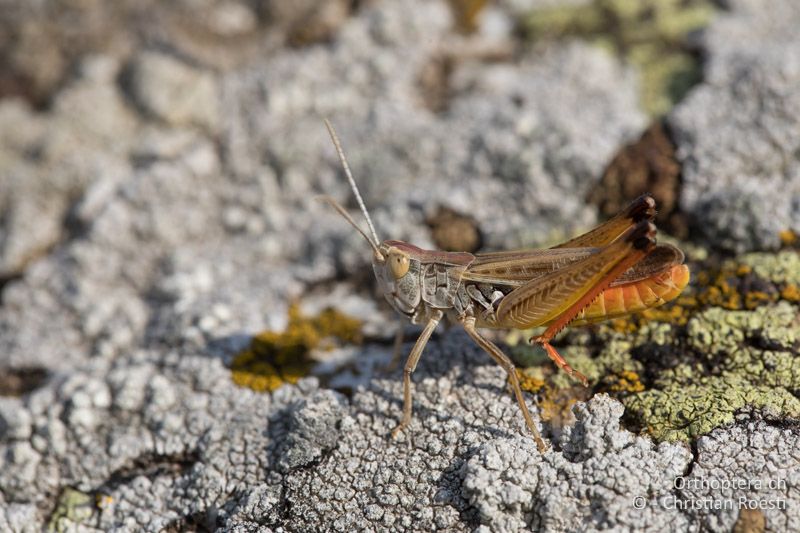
top-left (570, 264), bottom-right (690, 325)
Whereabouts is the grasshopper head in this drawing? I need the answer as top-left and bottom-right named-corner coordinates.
top-left (373, 241), bottom-right (421, 317)
top-left (322, 120), bottom-right (422, 319)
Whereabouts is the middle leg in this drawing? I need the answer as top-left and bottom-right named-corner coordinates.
top-left (461, 315), bottom-right (548, 452)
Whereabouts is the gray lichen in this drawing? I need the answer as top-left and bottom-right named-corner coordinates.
top-left (669, 0), bottom-right (800, 252)
top-left (5, 330), bottom-right (799, 531)
top-left (1, 0), bottom-right (800, 531)
top-left (462, 395), bottom-right (693, 532)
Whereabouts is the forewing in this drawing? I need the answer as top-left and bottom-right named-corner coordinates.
top-left (496, 223), bottom-right (654, 328)
top-left (464, 248), bottom-right (597, 287)
top-left (551, 194), bottom-right (656, 249)
top-left (465, 196), bottom-right (659, 286)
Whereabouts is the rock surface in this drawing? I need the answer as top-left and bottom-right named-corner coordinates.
top-left (1, 0), bottom-right (799, 531)
top-left (2, 330), bottom-right (798, 531)
top-left (669, 0), bottom-right (800, 252)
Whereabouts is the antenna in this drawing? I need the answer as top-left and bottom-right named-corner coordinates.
top-left (324, 119), bottom-right (381, 248)
top-left (318, 196), bottom-right (383, 259)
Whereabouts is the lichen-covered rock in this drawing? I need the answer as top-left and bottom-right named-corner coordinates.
top-left (6, 329), bottom-right (790, 531)
top-left (0, 56), bottom-right (139, 278)
top-left (0, 0), bottom-right (645, 375)
top-left (669, 0), bottom-right (800, 252)
top-left (2, 0), bottom-right (800, 531)
top-left (515, 0), bottom-right (716, 117)
top-left (0, 497), bottom-right (38, 533)
top-left (0, 353), bottom-right (285, 531)
top-left (739, 250), bottom-right (800, 286)
top-left (273, 389), bottom-right (349, 473)
top-left (0, 128), bottom-right (223, 370)
top-left (462, 395), bottom-right (692, 532)
top-left (0, 397), bottom-right (32, 440)
top-left (623, 301), bottom-right (800, 442)
top-left (220, 0), bottom-right (646, 279)
top-left (125, 51), bottom-right (220, 129)
top-left (680, 414), bottom-right (800, 531)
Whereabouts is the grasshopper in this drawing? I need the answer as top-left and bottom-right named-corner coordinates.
top-left (322, 120), bottom-right (689, 452)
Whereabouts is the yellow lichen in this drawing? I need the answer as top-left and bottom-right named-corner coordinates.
top-left (689, 255), bottom-right (800, 311)
top-left (538, 385), bottom-right (589, 430)
top-left (95, 494), bottom-right (114, 510)
top-left (744, 291), bottom-right (777, 310)
top-left (514, 367), bottom-right (591, 429)
top-left (609, 317), bottom-right (640, 333)
top-left (516, 368), bottom-right (546, 394)
top-left (696, 273), bottom-right (742, 309)
top-left (603, 370), bottom-right (645, 393)
top-left (781, 284), bottom-right (800, 303)
top-left (779, 229), bottom-right (797, 247)
top-left (447, 0), bottom-right (488, 33)
top-left (231, 304), bottom-right (362, 392)
top-left (641, 303), bottom-right (691, 326)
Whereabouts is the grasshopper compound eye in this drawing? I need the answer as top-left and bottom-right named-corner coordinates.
top-left (388, 251), bottom-right (410, 279)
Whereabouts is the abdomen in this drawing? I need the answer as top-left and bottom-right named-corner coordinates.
top-left (565, 264), bottom-right (689, 326)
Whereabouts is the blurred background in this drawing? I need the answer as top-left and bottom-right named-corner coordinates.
top-left (0, 0), bottom-right (798, 376)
